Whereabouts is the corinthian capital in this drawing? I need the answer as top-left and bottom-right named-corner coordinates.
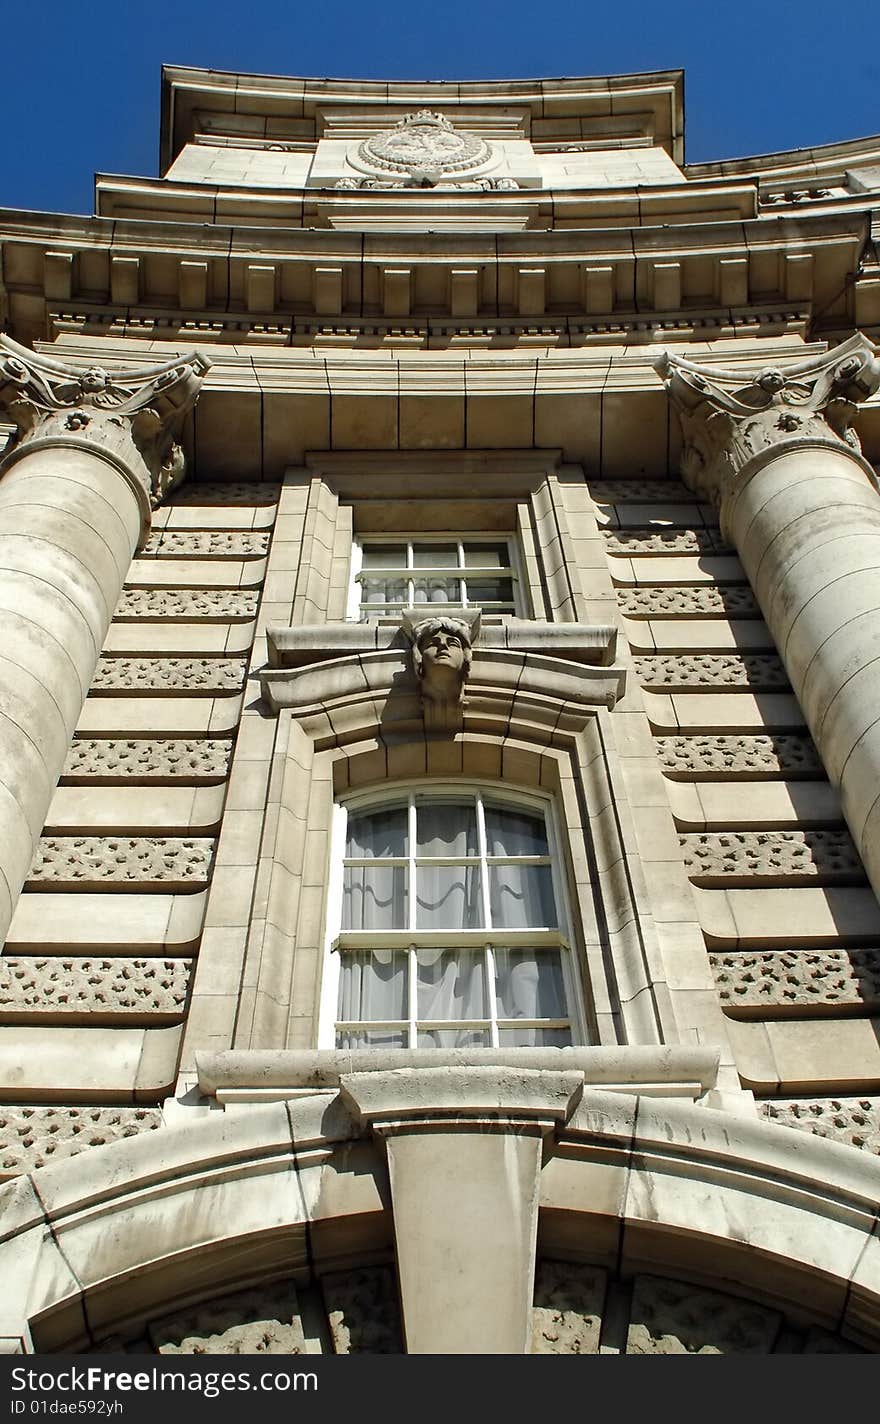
top-left (0, 337), bottom-right (210, 511)
top-left (653, 334), bottom-right (880, 510)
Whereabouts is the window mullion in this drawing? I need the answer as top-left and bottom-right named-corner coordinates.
top-left (408, 944), bottom-right (417, 1050)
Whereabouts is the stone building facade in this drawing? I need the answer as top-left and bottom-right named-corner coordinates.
top-left (1, 66), bottom-right (880, 1354)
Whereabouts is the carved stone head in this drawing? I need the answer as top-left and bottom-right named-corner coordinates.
top-left (410, 615), bottom-right (473, 707)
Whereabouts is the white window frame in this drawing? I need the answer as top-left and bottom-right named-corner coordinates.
top-left (346, 533), bottom-right (527, 622)
top-left (318, 780), bottom-right (585, 1049)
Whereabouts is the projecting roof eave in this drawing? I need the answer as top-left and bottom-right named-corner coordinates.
top-left (686, 131), bottom-right (880, 187)
top-left (159, 65), bottom-right (685, 172)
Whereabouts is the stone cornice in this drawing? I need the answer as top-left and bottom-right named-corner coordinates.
top-left (654, 333), bottom-right (880, 511)
top-left (0, 336), bottom-right (210, 522)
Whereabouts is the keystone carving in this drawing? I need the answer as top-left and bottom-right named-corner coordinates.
top-left (0, 336), bottom-right (210, 513)
top-left (408, 614), bottom-right (473, 731)
top-left (653, 334), bottom-right (880, 515)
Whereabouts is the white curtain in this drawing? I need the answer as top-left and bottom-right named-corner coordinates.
top-left (493, 948), bottom-right (565, 1018)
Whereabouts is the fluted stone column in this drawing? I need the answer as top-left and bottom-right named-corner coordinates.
top-left (654, 335), bottom-right (880, 896)
top-left (0, 337), bottom-right (209, 941)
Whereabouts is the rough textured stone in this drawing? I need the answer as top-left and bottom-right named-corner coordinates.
top-left (149, 1281), bottom-right (307, 1354)
top-left (761, 1097), bottom-right (880, 1154)
top-left (618, 585), bottom-right (760, 618)
top-left (627, 1275), bottom-right (782, 1354)
top-left (634, 653), bottom-right (788, 689)
top-left (603, 527), bottom-right (727, 555)
top-left (589, 480), bottom-right (692, 503)
top-left (657, 734), bottom-right (822, 778)
top-left (0, 957), bottom-right (191, 1018)
top-left (0, 1105), bottom-right (162, 1175)
top-left (321, 1267), bottom-right (403, 1354)
top-left (681, 829), bottom-right (864, 882)
top-left (141, 530), bottom-right (269, 558)
top-left (28, 836), bottom-right (214, 885)
top-left (531, 1260), bottom-right (607, 1354)
top-left (92, 658), bottom-right (247, 693)
top-left (711, 948), bottom-right (880, 1010)
top-left (115, 589), bottom-right (258, 621)
top-left (63, 738), bottom-right (231, 781)
top-left (171, 482), bottom-right (280, 505)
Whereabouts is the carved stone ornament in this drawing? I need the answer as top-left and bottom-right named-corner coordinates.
top-left (653, 334), bottom-right (880, 515)
top-left (352, 111), bottom-right (492, 187)
top-left (406, 611), bottom-right (475, 732)
top-left (0, 335), bottom-right (210, 515)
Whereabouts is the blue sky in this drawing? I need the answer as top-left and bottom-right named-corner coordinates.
top-left (8, 0), bottom-right (880, 215)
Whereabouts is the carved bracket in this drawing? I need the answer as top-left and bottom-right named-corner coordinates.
top-left (0, 336), bottom-right (210, 514)
top-left (653, 333), bottom-right (880, 511)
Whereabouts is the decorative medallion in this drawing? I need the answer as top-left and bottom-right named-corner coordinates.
top-left (356, 111), bottom-right (491, 180)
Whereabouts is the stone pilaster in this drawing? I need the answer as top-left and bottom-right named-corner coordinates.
top-left (654, 335), bottom-right (880, 897)
top-left (0, 338), bottom-right (209, 942)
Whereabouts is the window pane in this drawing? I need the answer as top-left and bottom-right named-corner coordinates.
top-left (361, 545), bottom-right (406, 569)
top-left (412, 545), bottom-right (459, 568)
top-left (416, 863), bottom-right (483, 929)
top-left (346, 806), bottom-right (407, 858)
top-left (494, 948), bottom-right (566, 1018)
top-left (343, 864), bottom-right (408, 930)
top-left (413, 575), bottom-right (461, 604)
top-left (336, 1028), bottom-right (408, 1049)
top-left (484, 806), bottom-right (549, 857)
top-left (418, 1028), bottom-right (490, 1048)
top-left (339, 951), bottom-right (407, 1021)
top-left (417, 949), bottom-right (486, 1019)
top-left (497, 1026), bottom-right (572, 1048)
top-left (464, 544), bottom-right (507, 569)
top-left (490, 864), bottom-right (557, 928)
top-left (360, 576), bottom-right (409, 607)
top-left (416, 801), bottom-right (477, 857)
top-left (466, 577), bottom-right (514, 606)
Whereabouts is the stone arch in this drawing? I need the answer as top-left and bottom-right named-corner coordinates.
top-left (2, 1086), bottom-right (878, 1353)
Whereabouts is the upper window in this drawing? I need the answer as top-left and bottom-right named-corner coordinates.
top-left (323, 786), bottom-right (581, 1050)
top-left (348, 537), bottom-right (521, 621)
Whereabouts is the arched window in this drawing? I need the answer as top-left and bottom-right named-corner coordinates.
top-left (321, 785), bottom-right (583, 1049)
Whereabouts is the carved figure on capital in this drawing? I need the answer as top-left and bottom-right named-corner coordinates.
top-left (653, 334), bottom-right (880, 512)
top-left (0, 336), bottom-right (210, 510)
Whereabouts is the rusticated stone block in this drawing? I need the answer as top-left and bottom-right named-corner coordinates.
top-left (634, 653), bottom-right (788, 689)
top-left (28, 836), bottom-right (214, 886)
top-left (617, 585), bottom-right (760, 618)
top-left (657, 734), bottom-right (822, 778)
top-left (149, 1281), bottom-right (307, 1354)
top-left (0, 956), bottom-right (192, 1019)
top-left (761, 1097), bottom-right (880, 1155)
top-left (321, 1267), bottom-right (403, 1354)
top-left (141, 530), bottom-right (270, 558)
top-left (115, 589), bottom-right (258, 621)
top-left (588, 479), bottom-right (691, 503)
top-left (531, 1260), bottom-right (607, 1354)
top-left (627, 1275), bottom-right (782, 1354)
top-left (680, 829), bottom-right (863, 883)
top-left (92, 657), bottom-right (247, 693)
top-left (171, 482), bottom-right (280, 505)
top-left (603, 527), bottom-right (728, 555)
top-left (710, 948), bottom-right (880, 1010)
top-left (0, 1105), bottom-right (162, 1176)
top-left (63, 738), bottom-right (232, 782)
